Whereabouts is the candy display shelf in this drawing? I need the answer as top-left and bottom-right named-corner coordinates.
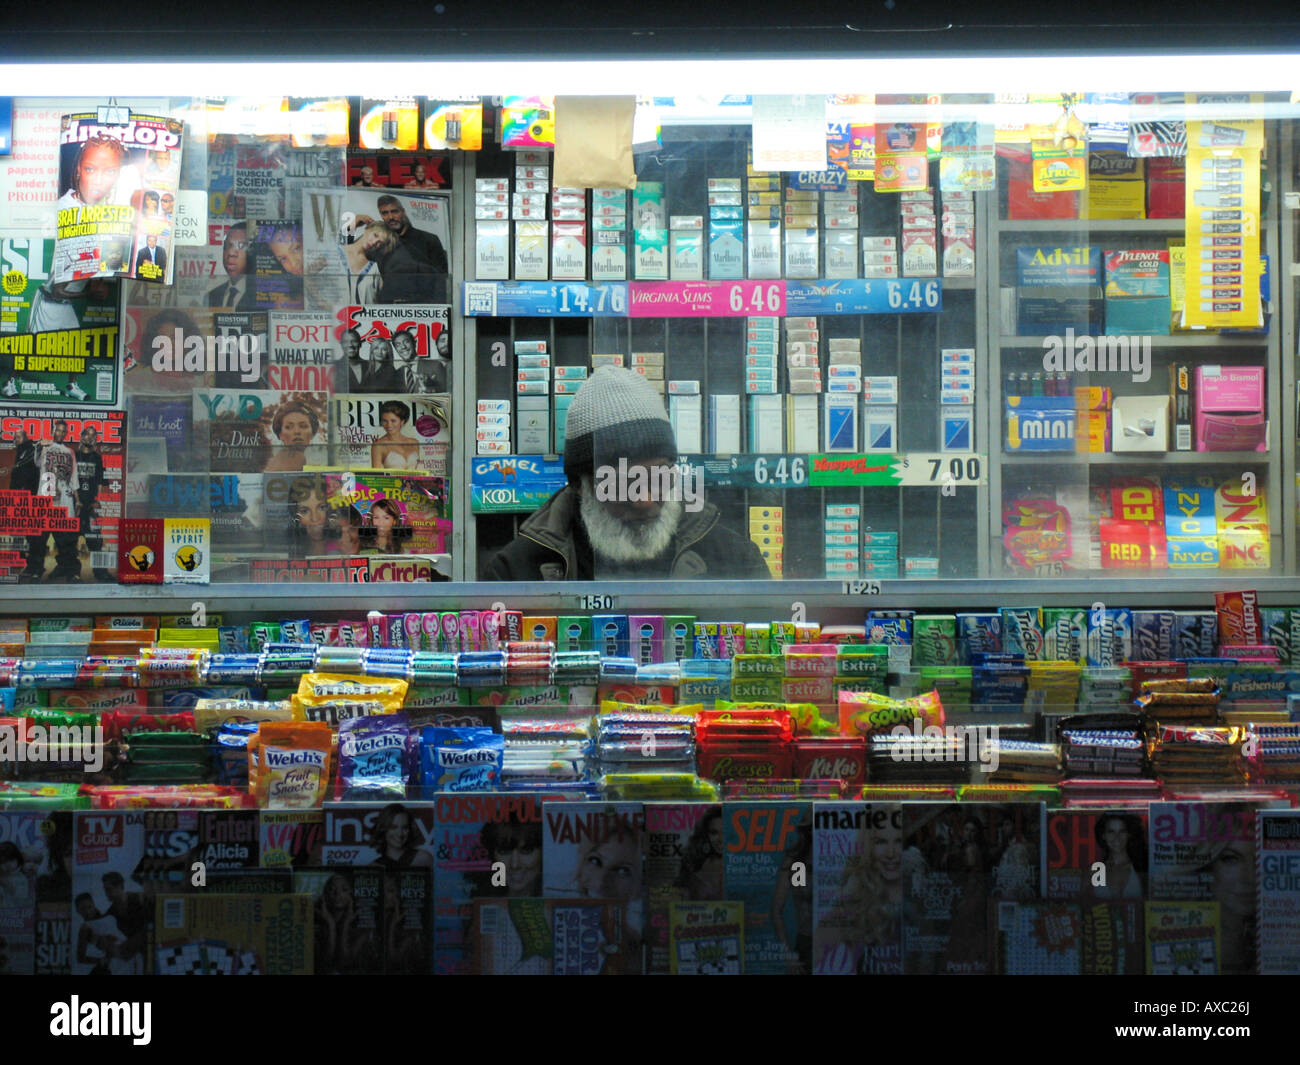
top-left (7, 577), bottom-right (1300, 616)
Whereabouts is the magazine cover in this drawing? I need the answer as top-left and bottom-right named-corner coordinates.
top-left (991, 900), bottom-right (1081, 974)
top-left (384, 868), bottom-right (432, 975)
top-left (0, 406), bottom-right (125, 584)
top-left (34, 810), bottom-right (74, 975)
top-left (333, 305), bottom-right (451, 395)
top-left (211, 310), bottom-right (270, 389)
top-left (71, 810), bottom-right (196, 975)
top-left (723, 801), bottom-right (813, 976)
top-left (432, 794), bottom-right (544, 975)
top-left (0, 237), bottom-right (119, 405)
top-left (1256, 808), bottom-right (1300, 974)
top-left (324, 471), bottom-right (451, 557)
top-left (194, 809), bottom-right (261, 873)
top-left (320, 802), bottom-right (436, 869)
top-left (267, 311), bottom-right (343, 395)
top-left (346, 152), bottom-right (450, 193)
top-left (0, 811), bottom-right (45, 974)
top-left (1144, 899), bottom-right (1220, 974)
top-left (812, 801), bottom-right (904, 975)
top-left (331, 393), bottom-right (451, 475)
top-left (53, 109), bottom-right (184, 285)
top-left (292, 867), bottom-right (383, 975)
top-left (1080, 899), bottom-right (1144, 975)
top-left (258, 809), bottom-right (325, 868)
top-left (234, 143), bottom-right (288, 220)
top-left (301, 187), bottom-right (451, 308)
top-left (542, 802), bottom-right (644, 940)
top-left (473, 898), bottom-right (639, 975)
top-left (120, 305), bottom-right (218, 396)
top-left (144, 473), bottom-right (264, 554)
top-left (668, 900), bottom-right (743, 974)
top-left (643, 802), bottom-right (723, 975)
top-left (1148, 802), bottom-right (1256, 974)
top-left (252, 219), bottom-right (304, 310)
top-left (1046, 810), bottom-right (1149, 900)
top-left (192, 388), bottom-right (328, 473)
top-left (154, 892), bottom-right (312, 975)
top-left (901, 803), bottom-right (1044, 975)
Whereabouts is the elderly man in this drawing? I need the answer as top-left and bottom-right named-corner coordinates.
top-left (482, 368), bottom-right (770, 581)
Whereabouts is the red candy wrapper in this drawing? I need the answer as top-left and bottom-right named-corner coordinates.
top-left (793, 737), bottom-right (866, 783)
top-left (1215, 590), bottom-right (1262, 647)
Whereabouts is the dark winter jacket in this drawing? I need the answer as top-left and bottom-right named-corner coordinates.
top-left (480, 485), bottom-right (773, 581)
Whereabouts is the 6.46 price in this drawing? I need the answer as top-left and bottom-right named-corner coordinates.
top-left (728, 283), bottom-right (784, 314)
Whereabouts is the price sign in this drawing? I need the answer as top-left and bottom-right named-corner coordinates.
top-left (893, 453), bottom-right (988, 487)
top-left (461, 281), bottom-right (628, 317)
top-left (681, 454), bottom-right (809, 489)
top-left (628, 280), bottom-right (785, 318)
top-left (785, 278), bottom-right (942, 316)
top-left (841, 580), bottom-right (883, 595)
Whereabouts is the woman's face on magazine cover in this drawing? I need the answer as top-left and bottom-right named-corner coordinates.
top-left (577, 835), bottom-right (640, 900)
top-left (76, 143), bottom-right (122, 205)
top-left (371, 506), bottom-right (396, 533)
top-left (296, 492), bottom-right (328, 539)
top-left (873, 825), bottom-right (904, 883)
top-left (385, 811), bottom-right (411, 851)
top-left (1211, 840), bottom-right (1256, 918)
top-left (278, 411), bottom-right (315, 447)
top-left (380, 412), bottom-right (405, 435)
top-left (1102, 818), bottom-right (1130, 860)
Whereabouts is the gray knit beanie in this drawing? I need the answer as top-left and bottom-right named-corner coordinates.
top-left (563, 366), bottom-right (679, 480)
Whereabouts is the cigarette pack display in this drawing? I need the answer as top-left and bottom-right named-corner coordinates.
top-left (514, 221), bottom-right (549, 280)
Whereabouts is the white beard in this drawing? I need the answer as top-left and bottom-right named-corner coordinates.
top-left (579, 476), bottom-right (683, 564)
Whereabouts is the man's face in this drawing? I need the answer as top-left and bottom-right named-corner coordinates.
top-left (360, 166), bottom-right (374, 184)
top-left (342, 333), bottom-right (361, 360)
top-left (161, 193), bottom-right (174, 215)
top-left (413, 165), bottom-right (426, 182)
top-left (146, 235), bottom-right (157, 249)
top-left (80, 427), bottom-right (97, 448)
top-left (76, 143), bottom-right (121, 205)
top-left (379, 201), bottom-right (408, 232)
top-left (52, 422), bottom-right (68, 443)
top-left (269, 233), bottom-right (303, 275)
top-left (392, 333), bottom-right (416, 363)
top-left (102, 877), bottom-right (123, 903)
top-left (600, 456), bottom-right (673, 524)
top-left (223, 229), bottom-right (248, 278)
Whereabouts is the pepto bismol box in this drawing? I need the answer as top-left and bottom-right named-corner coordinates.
top-left (1043, 608), bottom-right (1086, 662)
top-left (1086, 607), bottom-right (1133, 668)
top-left (1132, 610), bottom-right (1178, 662)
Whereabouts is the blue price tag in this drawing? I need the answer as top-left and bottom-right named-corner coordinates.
top-left (462, 281), bottom-right (628, 317)
top-left (785, 278), bottom-right (942, 315)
